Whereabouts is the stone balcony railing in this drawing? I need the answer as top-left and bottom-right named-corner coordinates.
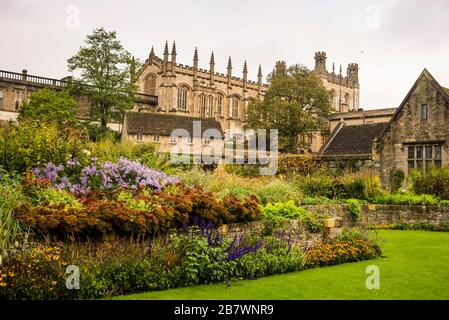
top-left (0, 69), bottom-right (158, 106)
top-left (0, 69), bottom-right (67, 87)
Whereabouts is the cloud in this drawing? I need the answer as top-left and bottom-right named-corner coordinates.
top-left (0, 0), bottom-right (448, 109)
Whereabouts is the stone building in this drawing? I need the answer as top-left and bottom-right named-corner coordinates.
top-left (373, 69), bottom-right (449, 185)
top-left (128, 42), bottom-right (360, 152)
top-left (1, 43), bottom-right (360, 153)
top-left (320, 69), bottom-right (449, 186)
top-left (122, 111), bottom-right (223, 154)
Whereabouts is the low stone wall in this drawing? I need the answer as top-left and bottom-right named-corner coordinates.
top-left (302, 204), bottom-right (449, 228)
top-left (216, 204), bottom-right (449, 249)
top-left (220, 219), bottom-right (341, 248)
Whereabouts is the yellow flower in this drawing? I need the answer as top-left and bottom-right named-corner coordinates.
top-left (8, 272), bottom-right (14, 277)
top-left (51, 281), bottom-right (57, 286)
top-left (0, 282), bottom-right (6, 287)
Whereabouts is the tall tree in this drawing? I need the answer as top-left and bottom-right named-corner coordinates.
top-left (245, 64), bottom-right (332, 153)
top-left (67, 28), bottom-right (140, 129)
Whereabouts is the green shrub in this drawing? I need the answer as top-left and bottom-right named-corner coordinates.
top-left (83, 123), bottom-right (121, 142)
top-left (18, 89), bottom-right (78, 126)
top-left (410, 167), bottom-right (449, 200)
top-left (31, 188), bottom-right (83, 211)
top-left (439, 200), bottom-right (449, 207)
top-left (347, 199), bottom-right (361, 222)
top-left (373, 194), bottom-right (439, 206)
top-left (390, 169), bottom-right (405, 192)
top-left (297, 170), bottom-right (384, 201)
top-left (443, 221), bottom-right (449, 232)
top-left (260, 201), bottom-right (322, 233)
top-left (225, 164), bottom-right (261, 178)
top-left (0, 121), bottom-right (87, 173)
top-left (255, 181), bottom-right (301, 205)
top-left (0, 183), bottom-right (28, 259)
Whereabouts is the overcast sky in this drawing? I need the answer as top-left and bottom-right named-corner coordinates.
top-left (1, 0), bottom-right (448, 109)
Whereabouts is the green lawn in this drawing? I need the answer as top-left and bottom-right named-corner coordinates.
top-left (116, 230), bottom-right (449, 300)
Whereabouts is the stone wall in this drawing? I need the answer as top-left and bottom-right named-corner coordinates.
top-left (302, 204), bottom-right (449, 229)
top-left (219, 219), bottom-right (341, 248)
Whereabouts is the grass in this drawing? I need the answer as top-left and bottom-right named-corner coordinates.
top-left (115, 230), bottom-right (449, 300)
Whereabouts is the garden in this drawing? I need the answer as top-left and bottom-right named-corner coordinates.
top-left (1, 102), bottom-right (449, 300)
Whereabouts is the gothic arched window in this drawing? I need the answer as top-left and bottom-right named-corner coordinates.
top-left (217, 94), bottom-right (223, 116)
top-left (200, 94), bottom-right (207, 118)
top-left (144, 74), bottom-right (157, 95)
top-left (344, 93), bottom-right (351, 110)
top-left (208, 95), bottom-right (214, 118)
top-left (177, 86), bottom-right (188, 110)
top-left (231, 96), bottom-right (239, 118)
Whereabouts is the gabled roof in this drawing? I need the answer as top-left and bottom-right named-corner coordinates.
top-left (320, 122), bottom-right (388, 157)
top-left (377, 69), bottom-right (449, 141)
top-left (125, 112), bottom-right (223, 137)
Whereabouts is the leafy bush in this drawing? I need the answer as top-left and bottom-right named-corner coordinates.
top-left (18, 89), bottom-right (78, 126)
top-left (0, 121), bottom-right (87, 173)
top-left (83, 123), bottom-right (121, 142)
top-left (255, 180), bottom-right (301, 205)
top-left (439, 200), bottom-right (449, 207)
top-left (0, 183), bottom-right (28, 259)
top-left (297, 170), bottom-right (384, 201)
top-left (225, 164), bottom-right (261, 178)
top-left (260, 201), bottom-right (322, 233)
top-left (277, 154), bottom-right (322, 176)
top-left (390, 169), bottom-right (405, 193)
top-left (347, 199), bottom-right (361, 222)
top-left (410, 167), bottom-right (449, 200)
top-left (373, 194), bottom-right (439, 206)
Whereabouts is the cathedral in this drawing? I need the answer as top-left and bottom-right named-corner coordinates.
top-left (124, 41), bottom-right (361, 153)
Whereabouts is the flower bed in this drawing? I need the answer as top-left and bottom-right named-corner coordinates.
top-left (31, 157), bottom-right (179, 194)
top-left (305, 238), bottom-right (382, 268)
top-left (15, 183), bottom-right (260, 237)
top-left (0, 223), bottom-right (305, 300)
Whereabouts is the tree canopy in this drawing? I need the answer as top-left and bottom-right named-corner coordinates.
top-left (245, 64), bottom-right (333, 153)
top-left (67, 28), bottom-right (140, 129)
top-left (18, 88), bottom-right (78, 125)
